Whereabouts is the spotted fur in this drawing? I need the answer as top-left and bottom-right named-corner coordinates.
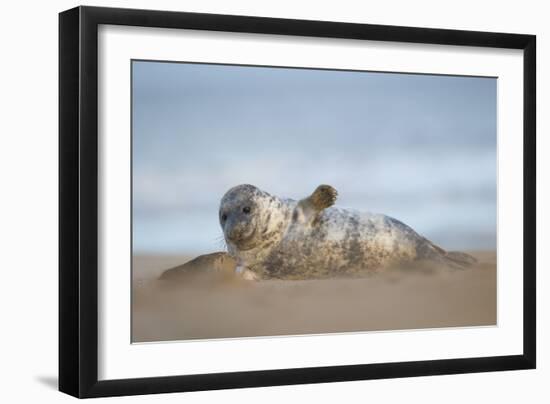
top-left (219, 184), bottom-right (475, 280)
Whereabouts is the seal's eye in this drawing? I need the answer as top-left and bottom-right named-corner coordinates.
top-left (242, 206), bottom-right (251, 214)
top-left (221, 213), bottom-right (227, 222)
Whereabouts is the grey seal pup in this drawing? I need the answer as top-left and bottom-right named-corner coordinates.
top-left (219, 184), bottom-right (476, 280)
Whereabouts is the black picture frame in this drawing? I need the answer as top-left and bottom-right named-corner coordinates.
top-left (59, 5), bottom-right (536, 398)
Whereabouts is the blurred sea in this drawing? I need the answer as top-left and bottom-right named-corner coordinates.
top-left (132, 61), bottom-right (496, 254)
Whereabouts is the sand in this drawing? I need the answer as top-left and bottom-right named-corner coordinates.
top-left (132, 251), bottom-right (496, 342)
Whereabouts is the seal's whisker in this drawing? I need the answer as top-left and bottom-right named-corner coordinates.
top-left (214, 233), bottom-right (227, 251)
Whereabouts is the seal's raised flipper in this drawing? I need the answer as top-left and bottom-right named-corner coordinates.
top-left (310, 185), bottom-right (338, 210)
top-left (296, 185), bottom-right (338, 225)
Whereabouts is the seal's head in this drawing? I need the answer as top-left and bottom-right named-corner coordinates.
top-left (219, 184), bottom-right (269, 251)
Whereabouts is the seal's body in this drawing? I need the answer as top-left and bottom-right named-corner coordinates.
top-left (219, 184), bottom-right (475, 280)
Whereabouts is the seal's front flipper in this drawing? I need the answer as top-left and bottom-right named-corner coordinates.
top-left (236, 264), bottom-right (260, 281)
top-left (296, 184), bottom-right (338, 225)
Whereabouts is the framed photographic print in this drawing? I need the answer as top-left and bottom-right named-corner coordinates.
top-left (59, 6), bottom-right (536, 398)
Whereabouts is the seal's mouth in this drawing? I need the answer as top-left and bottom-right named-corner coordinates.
top-left (227, 227), bottom-right (258, 251)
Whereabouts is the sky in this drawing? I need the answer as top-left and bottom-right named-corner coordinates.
top-left (132, 60), bottom-right (497, 254)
